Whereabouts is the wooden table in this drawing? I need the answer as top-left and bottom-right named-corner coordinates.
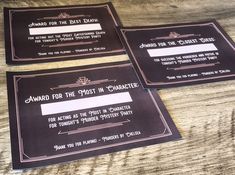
top-left (0, 0), bottom-right (235, 174)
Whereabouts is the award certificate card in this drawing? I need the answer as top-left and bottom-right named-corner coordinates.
top-left (4, 2), bottom-right (124, 64)
top-left (7, 62), bottom-right (180, 169)
top-left (118, 20), bottom-right (235, 88)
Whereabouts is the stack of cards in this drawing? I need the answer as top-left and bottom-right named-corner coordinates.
top-left (4, 2), bottom-right (235, 169)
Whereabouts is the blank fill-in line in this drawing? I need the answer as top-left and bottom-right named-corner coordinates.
top-left (147, 43), bottom-right (218, 57)
top-left (41, 92), bottom-right (132, 116)
top-left (29, 23), bottom-right (102, 35)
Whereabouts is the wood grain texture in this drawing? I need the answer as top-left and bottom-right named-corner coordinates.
top-left (0, 0), bottom-right (235, 174)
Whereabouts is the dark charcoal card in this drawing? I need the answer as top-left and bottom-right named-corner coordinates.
top-left (7, 61), bottom-right (180, 169)
top-left (4, 2), bottom-right (124, 64)
top-left (118, 20), bottom-right (235, 88)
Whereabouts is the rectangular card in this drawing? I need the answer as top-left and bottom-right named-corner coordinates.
top-left (4, 2), bottom-right (124, 64)
top-left (7, 61), bottom-right (181, 169)
top-left (118, 20), bottom-right (235, 88)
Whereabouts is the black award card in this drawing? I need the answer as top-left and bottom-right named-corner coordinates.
top-left (4, 2), bottom-right (124, 64)
top-left (7, 62), bottom-right (181, 169)
top-left (118, 20), bottom-right (235, 88)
